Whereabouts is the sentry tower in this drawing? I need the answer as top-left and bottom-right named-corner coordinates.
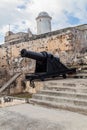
top-left (36, 12), bottom-right (52, 35)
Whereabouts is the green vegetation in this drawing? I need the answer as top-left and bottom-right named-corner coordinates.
top-left (9, 92), bottom-right (32, 99)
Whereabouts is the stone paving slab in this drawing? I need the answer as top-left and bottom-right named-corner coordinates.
top-left (0, 104), bottom-right (87, 130)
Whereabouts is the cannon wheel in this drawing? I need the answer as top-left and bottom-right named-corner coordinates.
top-left (63, 74), bottom-right (66, 79)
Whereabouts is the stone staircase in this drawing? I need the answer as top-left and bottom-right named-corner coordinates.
top-left (30, 78), bottom-right (87, 115)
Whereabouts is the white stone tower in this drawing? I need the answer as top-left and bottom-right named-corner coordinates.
top-left (36, 12), bottom-right (52, 35)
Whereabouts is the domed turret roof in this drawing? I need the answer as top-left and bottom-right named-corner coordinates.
top-left (36, 11), bottom-right (52, 20)
top-left (38, 12), bottom-right (49, 17)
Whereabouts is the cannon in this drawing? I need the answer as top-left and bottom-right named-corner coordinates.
top-left (21, 49), bottom-right (76, 87)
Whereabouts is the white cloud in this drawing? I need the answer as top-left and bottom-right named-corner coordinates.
top-left (0, 0), bottom-right (87, 44)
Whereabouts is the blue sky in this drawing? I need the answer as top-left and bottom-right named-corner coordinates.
top-left (0, 0), bottom-right (87, 44)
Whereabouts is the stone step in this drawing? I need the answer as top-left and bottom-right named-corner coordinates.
top-left (44, 83), bottom-right (77, 87)
top-left (38, 90), bottom-right (87, 100)
top-left (44, 83), bottom-right (87, 88)
top-left (44, 79), bottom-right (87, 87)
top-left (80, 70), bottom-right (87, 73)
top-left (32, 94), bottom-right (87, 107)
top-left (43, 86), bottom-right (87, 93)
top-left (30, 99), bottom-right (87, 115)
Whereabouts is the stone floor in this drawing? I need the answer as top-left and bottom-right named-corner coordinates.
top-left (0, 103), bottom-right (87, 130)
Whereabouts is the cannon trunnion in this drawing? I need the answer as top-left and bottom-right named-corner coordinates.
top-left (21, 49), bottom-right (76, 87)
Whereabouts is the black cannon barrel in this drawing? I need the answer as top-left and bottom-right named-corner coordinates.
top-left (21, 49), bottom-right (47, 61)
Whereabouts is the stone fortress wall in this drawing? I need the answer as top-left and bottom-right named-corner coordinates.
top-left (0, 24), bottom-right (87, 71)
top-left (0, 12), bottom-right (87, 94)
